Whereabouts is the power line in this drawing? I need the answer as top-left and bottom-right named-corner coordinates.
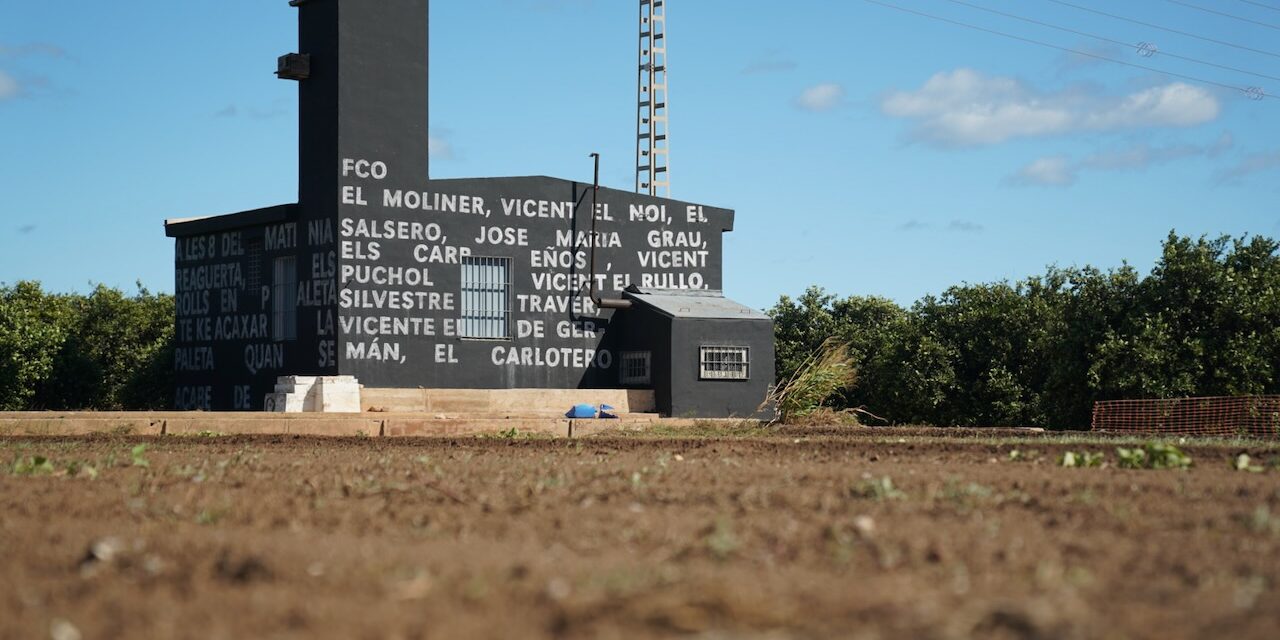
top-left (859, 0), bottom-right (1274, 101)
top-left (1164, 0), bottom-right (1280, 30)
top-left (1233, 0), bottom-right (1280, 15)
top-left (941, 0), bottom-right (1280, 83)
top-left (1044, 0), bottom-right (1280, 60)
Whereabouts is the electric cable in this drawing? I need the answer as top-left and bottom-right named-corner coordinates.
top-left (1043, 0), bottom-right (1280, 60)
top-left (1163, 0), bottom-right (1280, 31)
top-left (941, 0), bottom-right (1280, 83)
top-left (859, 0), bottom-right (1274, 101)
top-left (1232, 0), bottom-right (1280, 14)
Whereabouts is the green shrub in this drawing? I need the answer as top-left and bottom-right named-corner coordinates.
top-left (770, 232), bottom-right (1280, 428)
top-left (0, 281), bottom-right (173, 410)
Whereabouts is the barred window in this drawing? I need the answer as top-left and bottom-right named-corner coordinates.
top-left (620, 351), bottom-right (652, 385)
top-left (699, 346), bottom-right (749, 380)
top-left (245, 239), bottom-right (264, 291)
top-left (272, 255), bottom-right (297, 341)
top-left (461, 256), bottom-right (511, 339)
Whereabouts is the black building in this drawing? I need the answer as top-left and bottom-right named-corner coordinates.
top-left (165, 0), bottom-right (773, 418)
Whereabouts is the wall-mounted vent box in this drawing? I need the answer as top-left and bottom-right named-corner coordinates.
top-left (276, 53), bottom-right (310, 81)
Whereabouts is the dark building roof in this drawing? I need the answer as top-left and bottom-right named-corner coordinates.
top-left (165, 204), bottom-right (296, 237)
top-left (623, 287), bottom-right (769, 320)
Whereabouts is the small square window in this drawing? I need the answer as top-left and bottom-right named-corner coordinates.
top-left (699, 346), bottom-right (749, 380)
top-left (620, 351), bottom-right (652, 385)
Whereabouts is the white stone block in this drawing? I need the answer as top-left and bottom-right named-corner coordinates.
top-left (264, 375), bottom-right (362, 413)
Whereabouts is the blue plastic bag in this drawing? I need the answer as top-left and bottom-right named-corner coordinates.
top-left (566, 403), bottom-right (598, 418)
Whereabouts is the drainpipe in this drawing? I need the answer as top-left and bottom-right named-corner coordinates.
top-left (588, 153), bottom-right (632, 310)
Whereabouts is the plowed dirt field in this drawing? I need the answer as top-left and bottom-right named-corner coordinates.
top-left (2, 427), bottom-right (1279, 639)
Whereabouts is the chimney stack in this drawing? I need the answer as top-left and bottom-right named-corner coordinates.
top-left (286, 0), bottom-right (430, 219)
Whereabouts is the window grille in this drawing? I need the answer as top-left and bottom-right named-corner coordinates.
top-left (461, 256), bottom-right (511, 339)
top-left (620, 351), bottom-right (652, 385)
top-left (699, 346), bottom-right (749, 380)
top-left (245, 239), bottom-right (264, 291)
top-left (272, 255), bottom-right (297, 341)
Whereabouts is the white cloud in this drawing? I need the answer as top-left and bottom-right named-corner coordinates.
top-left (795, 83), bottom-right (845, 112)
top-left (428, 133), bottom-right (454, 160)
top-left (1215, 151), bottom-right (1280, 185)
top-left (210, 100), bottom-right (291, 119)
top-left (897, 219), bottom-right (985, 232)
top-left (0, 42), bottom-right (64, 58)
top-left (1008, 132), bottom-right (1236, 187)
top-left (743, 59), bottom-right (797, 75)
top-left (947, 220), bottom-right (985, 233)
top-left (1007, 155), bottom-right (1075, 187)
top-left (1079, 83), bottom-right (1219, 130)
top-left (880, 68), bottom-right (1220, 147)
top-left (744, 50), bottom-right (797, 75)
top-left (0, 70), bottom-right (18, 101)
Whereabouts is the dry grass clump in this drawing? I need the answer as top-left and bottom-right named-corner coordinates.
top-left (763, 338), bottom-right (861, 424)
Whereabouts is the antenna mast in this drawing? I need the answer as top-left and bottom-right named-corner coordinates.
top-left (636, 0), bottom-right (670, 197)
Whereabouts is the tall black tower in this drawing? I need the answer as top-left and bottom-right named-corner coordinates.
top-left (290, 0), bottom-right (430, 221)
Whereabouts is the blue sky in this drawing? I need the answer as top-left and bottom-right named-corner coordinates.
top-left (2, 0), bottom-right (1278, 310)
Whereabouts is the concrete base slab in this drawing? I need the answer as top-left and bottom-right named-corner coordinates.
top-left (0, 412), bottom-right (708, 439)
top-left (362, 388), bottom-right (657, 414)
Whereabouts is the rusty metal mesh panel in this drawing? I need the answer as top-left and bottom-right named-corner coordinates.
top-left (1092, 396), bottom-right (1280, 438)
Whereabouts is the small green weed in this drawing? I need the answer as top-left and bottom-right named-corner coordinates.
top-left (171, 463), bottom-right (208, 483)
top-left (130, 444), bottom-right (151, 468)
top-left (655, 453), bottom-right (671, 469)
top-left (1116, 443), bottom-right (1192, 470)
top-left (1008, 448), bottom-right (1043, 462)
top-left (196, 508), bottom-right (228, 525)
top-left (1248, 506), bottom-right (1280, 536)
top-left (8, 456), bottom-right (97, 479)
top-left (1060, 451), bottom-right (1106, 468)
top-left (704, 518), bottom-right (739, 560)
top-left (851, 475), bottom-right (906, 501)
top-left (12, 456), bottom-right (55, 476)
top-left (1233, 453), bottom-right (1265, 473)
top-left (64, 460), bottom-right (99, 480)
top-left (939, 480), bottom-right (995, 506)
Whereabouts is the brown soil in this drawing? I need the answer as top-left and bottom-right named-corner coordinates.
top-left (2, 428), bottom-right (1279, 639)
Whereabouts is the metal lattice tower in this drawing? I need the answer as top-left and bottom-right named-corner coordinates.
top-left (636, 0), bottom-right (670, 197)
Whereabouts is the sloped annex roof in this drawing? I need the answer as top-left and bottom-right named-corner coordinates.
top-left (164, 204), bottom-right (296, 237)
top-left (622, 286), bottom-right (769, 321)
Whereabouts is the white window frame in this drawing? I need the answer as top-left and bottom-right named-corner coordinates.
top-left (272, 255), bottom-right (297, 342)
top-left (460, 256), bottom-right (512, 340)
top-left (619, 351), bottom-right (652, 386)
top-left (699, 346), bottom-right (750, 381)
